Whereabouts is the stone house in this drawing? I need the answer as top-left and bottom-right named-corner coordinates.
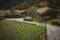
top-left (25, 7), bottom-right (50, 21)
top-left (35, 7), bottom-right (50, 21)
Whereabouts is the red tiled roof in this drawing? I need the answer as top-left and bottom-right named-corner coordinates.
top-left (36, 7), bottom-right (50, 14)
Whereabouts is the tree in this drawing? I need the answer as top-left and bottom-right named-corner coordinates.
top-left (48, 0), bottom-right (60, 19)
top-left (48, 0), bottom-right (60, 9)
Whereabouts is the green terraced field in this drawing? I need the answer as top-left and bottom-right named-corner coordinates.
top-left (0, 20), bottom-right (45, 40)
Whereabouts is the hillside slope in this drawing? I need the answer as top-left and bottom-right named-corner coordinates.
top-left (0, 0), bottom-right (47, 10)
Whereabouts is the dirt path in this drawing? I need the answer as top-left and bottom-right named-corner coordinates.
top-left (47, 25), bottom-right (60, 40)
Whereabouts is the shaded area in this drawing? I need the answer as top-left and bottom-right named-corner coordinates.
top-left (0, 0), bottom-right (46, 10)
top-left (0, 0), bottom-right (24, 9)
top-left (48, 0), bottom-right (60, 9)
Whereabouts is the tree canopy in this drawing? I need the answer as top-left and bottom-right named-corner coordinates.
top-left (0, 0), bottom-right (45, 10)
top-left (48, 0), bottom-right (60, 9)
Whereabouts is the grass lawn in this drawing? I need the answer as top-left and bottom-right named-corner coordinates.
top-left (32, 18), bottom-right (39, 22)
top-left (32, 17), bottom-right (51, 24)
top-left (0, 20), bottom-right (45, 40)
top-left (45, 18), bottom-right (60, 24)
top-left (45, 20), bottom-right (51, 24)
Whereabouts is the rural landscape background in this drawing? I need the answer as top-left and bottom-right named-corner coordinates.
top-left (0, 0), bottom-right (60, 40)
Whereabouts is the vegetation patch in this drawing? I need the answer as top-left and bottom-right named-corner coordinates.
top-left (0, 20), bottom-right (45, 40)
top-left (32, 17), bottom-right (39, 22)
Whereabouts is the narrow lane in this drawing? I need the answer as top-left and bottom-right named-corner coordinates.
top-left (47, 25), bottom-right (60, 40)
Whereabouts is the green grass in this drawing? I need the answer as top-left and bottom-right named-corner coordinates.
top-left (45, 20), bottom-right (51, 24)
top-left (32, 18), bottom-right (39, 22)
top-left (32, 17), bottom-right (51, 24)
top-left (45, 18), bottom-right (60, 24)
top-left (0, 20), bottom-right (45, 40)
top-left (55, 18), bottom-right (60, 21)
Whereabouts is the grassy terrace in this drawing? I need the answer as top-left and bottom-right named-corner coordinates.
top-left (0, 20), bottom-right (45, 40)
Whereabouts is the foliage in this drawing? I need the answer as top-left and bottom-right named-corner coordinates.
top-left (42, 9), bottom-right (57, 20)
top-left (36, 2), bottom-right (48, 8)
top-left (0, 20), bottom-right (45, 40)
top-left (27, 6), bottom-right (39, 11)
top-left (5, 15), bottom-right (23, 18)
top-left (32, 17), bottom-right (39, 22)
top-left (0, 16), bottom-right (5, 20)
top-left (47, 0), bottom-right (60, 9)
top-left (0, 0), bottom-right (47, 9)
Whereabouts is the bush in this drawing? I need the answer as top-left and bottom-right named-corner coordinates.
top-left (0, 16), bottom-right (5, 20)
top-left (24, 18), bottom-right (33, 21)
top-left (5, 15), bottom-right (23, 18)
top-left (48, 0), bottom-right (60, 9)
top-left (45, 9), bottom-right (57, 19)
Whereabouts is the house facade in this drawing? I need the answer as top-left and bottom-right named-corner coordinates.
top-left (25, 7), bottom-right (50, 21)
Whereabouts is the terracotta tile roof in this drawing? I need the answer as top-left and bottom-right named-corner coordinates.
top-left (36, 7), bottom-right (50, 14)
